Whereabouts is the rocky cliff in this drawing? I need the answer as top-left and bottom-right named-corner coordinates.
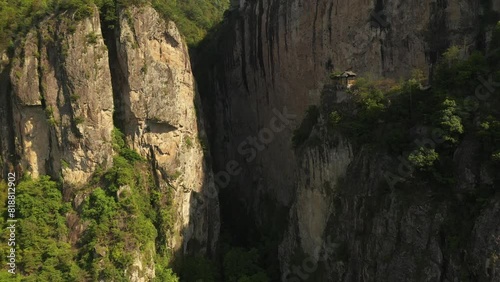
top-left (0, 5), bottom-right (218, 281)
top-left (278, 115), bottom-right (500, 281)
top-left (197, 0), bottom-right (500, 281)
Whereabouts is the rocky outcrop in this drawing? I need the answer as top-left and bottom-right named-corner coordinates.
top-left (205, 0), bottom-right (494, 212)
top-left (279, 130), bottom-right (352, 273)
top-left (198, 0), bottom-right (500, 281)
top-left (9, 8), bottom-right (114, 185)
top-left (113, 5), bottom-right (219, 256)
top-left (2, 4), bottom-right (219, 281)
top-left (201, 0), bottom-right (494, 237)
top-left (278, 122), bottom-right (500, 281)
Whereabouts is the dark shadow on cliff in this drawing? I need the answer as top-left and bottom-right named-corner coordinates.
top-left (190, 7), bottom-right (285, 282)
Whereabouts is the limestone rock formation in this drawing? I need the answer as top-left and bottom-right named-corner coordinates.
top-left (113, 5), bottom-right (219, 256)
top-left (198, 0), bottom-right (500, 280)
top-left (9, 8), bottom-right (114, 185)
top-left (1, 4), bottom-right (219, 281)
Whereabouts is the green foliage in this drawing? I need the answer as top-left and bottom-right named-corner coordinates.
top-left (156, 268), bottom-right (180, 282)
top-left (152, 0), bottom-right (230, 46)
top-left (434, 47), bottom-right (488, 97)
top-left (324, 44), bottom-right (499, 185)
top-left (45, 106), bottom-right (59, 126)
top-left (0, 0), bottom-right (96, 51)
top-left (169, 170), bottom-right (182, 180)
top-left (328, 111), bottom-right (341, 126)
top-left (79, 150), bottom-right (160, 280)
top-left (435, 99), bottom-right (464, 144)
top-left (0, 128), bottom-right (180, 280)
top-left (223, 247), bottom-right (270, 282)
top-left (155, 255), bottom-right (180, 281)
top-left (329, 70), bottom-right (343, 78)
top-left (408, 147), bottom-right (439, 170)
top-left (492, 151), bottom-right (500, 162)
top-left (185, 136), bottom-right (194, 148)
top-left (2, 176), bottom-right (83, 280)
top-left (292, 105), bottom-right (320, 148)
top-left (74, 116), bottom-right (85, 125)
top-left (104, 155), bottom-right (135, 192)
top-left (331, 77), bottom-right (395, 145)
top-left (70, 93), bottom-right (80, 102)
top-left (478, 116), bottom-right (500, 154)
top-left (85, 31), bottom-right (98, 44)
top-left (81, 187), bottom-right (117, 221)
top-left (112, 127), bottom-right (126, 151)
top-left (112, 127), bottom-right (143, 162)
top-left (140, 63), bottom-right (148, 74)
top-left (1, 0), bottom-right (229, 52)
top-left (351, 78), bottom-right (386, 114)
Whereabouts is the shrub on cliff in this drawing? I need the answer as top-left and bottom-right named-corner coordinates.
top-left (434, 99), bottom-right (464, 144)
top-left (10, 176), bottom-right (83, 280)
top-left (408, 147), bottom-right (439, 170)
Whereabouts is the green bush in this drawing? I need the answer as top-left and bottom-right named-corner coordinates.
top-left (10, 176), bottom-right (83, 280)
top-left (408, 147), bottom-right (439, 170)
top-left (81, 187), bottom-right (117, 221)
top-left (185, 136), bottom-right (194, 148)
top-left (112, 127), bottom-right (144, 162)
top-left (492, 151), bottom-right (500, 162)
top-left (435, 99), bottom-right (464, 144)
top-left (351, 78), bottom-right (386, 115)
top-left (156, 267), bottom-right (180, 282)
top-left (328, 111), bottom-right (341, 126)
top-left (74, 116), bottom-right (85, 125)
top-left (86, 31), bottom-right (98, 44)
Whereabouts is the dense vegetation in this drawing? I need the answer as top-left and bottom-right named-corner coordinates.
top-left (0, 128), bottom-right (180, 281)
top-left (0, 0), bottom-right (230, 51)
top-left (299, 22), bottom-right (500, 187)
top-left (0, 127), bottom-right (272, 281)
top-left (288, 23), bottom-right (500, 274)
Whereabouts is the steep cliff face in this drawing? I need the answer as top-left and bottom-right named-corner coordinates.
top-left (112, 6), bottom-right (219, 256)
top-left (9, 8), bottom-right (114, 185)
top-left (206, 0), bottom-right (495, 210)
top-left (278, 116), bottom-right (499, 281)
top-left (198, 0), bottom-right (500, 280)
top-left (1, 5), bottom-right (218, 280)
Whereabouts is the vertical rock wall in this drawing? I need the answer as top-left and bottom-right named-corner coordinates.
top-left (9, 8), bottom-right (114, 185)
top-left (114, 6), bottom-right (219, 256)
top-left (2, 4), bottom-right (219, 280)
top-left (199, 0), bottom-right (500, 280)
